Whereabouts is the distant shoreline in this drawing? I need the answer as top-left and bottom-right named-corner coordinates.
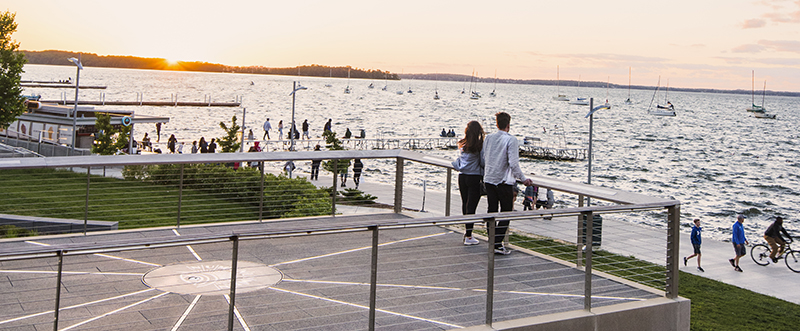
top-left (21, 50), bottom-right (800, 97)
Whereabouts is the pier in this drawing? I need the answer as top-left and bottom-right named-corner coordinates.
top-left (519, 144), bottom-right (586, 161)
top-left (39, 99), bottom-right (242, 107)
top-left (21, 83), bottom-right (107, 89)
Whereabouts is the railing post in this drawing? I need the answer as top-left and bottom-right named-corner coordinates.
top-left (583, 211), bottom-right (593, 311)
top-left (445, 168), bottom-right (452, 216)
top-left (485, 217), bottom-right (496, 326)
top-left (177, 164), bottom-right (184, 228)
top-left (368, 226), bottom-right (379, 331)
top-left (578, 194), bottom-right (584, 207)
top-left (53, 250), bottom-right (64, 331)
top-left (577, 214), bottom-right (584, 268)
top-left (84, 167), bottom-right (90, 235)
top-left (332, 159), bottom-right (338, 217)
top-left (394, 157), bottom-right (404, 214)
top-left (666, 204), bottom-right (681, 298)
top-left (259, 162), bottom-right (264, 222)
top-left (227, 235), bottom-right (239, 331)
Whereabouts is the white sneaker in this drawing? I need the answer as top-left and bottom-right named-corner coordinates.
top-left (494, 246), bottom-right (512, 255)
top-left (463, 236), bottom-right (479, 245)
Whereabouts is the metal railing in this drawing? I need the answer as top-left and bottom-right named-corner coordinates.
top-left (0, 150), bottom-right (681, 330)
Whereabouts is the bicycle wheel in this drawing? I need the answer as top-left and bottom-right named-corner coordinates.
top-left (750, 244), bottom-right (771, 266)
top-left (785, 250), bottom-right (800, 273)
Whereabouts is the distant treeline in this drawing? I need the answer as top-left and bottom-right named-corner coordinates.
top-left (401, 73), bottom-right (800, 98)
top-left (21, 50), bottom-right (399, 80)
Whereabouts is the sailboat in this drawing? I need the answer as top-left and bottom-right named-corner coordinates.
top-left (489, 70), bottom-right (497, 97)
top-left (753, 80), bottom-right (775, 118)
top-left (324, 68), bottom-right (333, 87)
top-left (568, 75), bottom-right (589, 105)
top-left (647, 76), bottom-right (676, 116)
top-left (382, 73), bottom-right (388, 91)
top-left (344, 68), bottom-right (351, 94)
top-left (469, 69), bottom-right (481, 99)
top-left (746, 71), bottom-right (766, 112)
top-left (553, 66), bottom-right (569, 101)
top-left (433, 74), bottom-right (440, 100)
top-left (624, 67), bottom-right (632, 104)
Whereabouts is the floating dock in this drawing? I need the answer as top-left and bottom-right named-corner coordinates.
top-left (519, 144), bottom-right (586, 161)
top-left (21, 83), bottom-right (107, 89)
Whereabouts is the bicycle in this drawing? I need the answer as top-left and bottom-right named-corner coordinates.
top-left (750, 238), bottom-right (800, 273)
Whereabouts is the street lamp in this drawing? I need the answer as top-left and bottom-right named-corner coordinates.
top-left (68, 57), bottom-right (83, 155)
top-left (289, 81), bottom-right (307, 151)
top-left (584, 98), bottom-right (611, 205)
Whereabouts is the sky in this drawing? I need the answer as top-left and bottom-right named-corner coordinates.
top-left (5, 0), bottom-right (800, 91)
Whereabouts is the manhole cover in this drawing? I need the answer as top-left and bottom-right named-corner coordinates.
top-left (143, 260), bottom-right (282, 295)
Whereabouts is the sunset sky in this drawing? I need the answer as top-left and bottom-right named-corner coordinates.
top-left (6, 0), bottom-right (800, 91)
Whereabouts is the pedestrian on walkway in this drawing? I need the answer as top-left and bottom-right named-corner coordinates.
top-left (302, 119), bottom-right (310, 140)
top-left (353, 158), bottom-right (364, 189)
top-left (324, 119), bottom-right (332, 133)
top-left (167, 134), bottom-right (177, 154)
top-left (278, 120), bottom-right (284, 141)
top-left (263, 118), bottom-right (272, 140)
top-left (199, 137), bottom-right (208, 153)
top-left (208, 138), bottom-right (217, 153)
top-left (730, 214), bottom-right (749, 272)
top-left (684, 218), bottom-right (704, 272)
top-left (452, 120), bottom-right (485, 246)
top-left (310, 144), bottom-right (321, 180)
top-left (522, 185), bottom-right (536, 211)
top-left (191, 141), bottom-right (198, 154)
top-left (483, 112), bottom-right (533, 255)
top-left (764, 216), bottom-right (792, 263)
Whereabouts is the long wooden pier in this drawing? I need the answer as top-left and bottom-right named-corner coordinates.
top-left (22, 83), bottom-right (107, 89)
top-left (39, 100), bottom-right (241, 107)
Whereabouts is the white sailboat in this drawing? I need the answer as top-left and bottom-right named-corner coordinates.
top-left (433, 74), bottom-right (440, 100)
top-left (469, 69), bottom-right (481, 99)
top-left (647, 76), bottom-right (676, 116)
top-left (746, 70), bottom-right (766, 112)
top-left (568, 75), bottom-right (589, 105)
top-left (344, 68), bottom-right (351, 94)
top-left (489, 69), bottom-right (497, 97)
top-left (553, 66), bottom-right (569, 101)
top-left (753, 80), bottom-right (775, 119)
top-left (624, 67), bottom-right (632, 104)
top-left (324, 68), bottom-right (333, 87)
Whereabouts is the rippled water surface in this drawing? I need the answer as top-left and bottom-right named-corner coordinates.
top-left (22, 65), bottom-right (800, 241)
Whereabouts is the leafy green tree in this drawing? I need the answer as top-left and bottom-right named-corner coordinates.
top-left (0, 11), bottom-right (27, 129)
top-left (218, 115), bottom-right (241, 153)
top-left (92, 113), bottom-right (131, 155)
top-left (322, 130), bottom-right (350, 175)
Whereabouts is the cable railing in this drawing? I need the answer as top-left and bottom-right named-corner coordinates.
top-left (0, 150), bottom-right (682, 330)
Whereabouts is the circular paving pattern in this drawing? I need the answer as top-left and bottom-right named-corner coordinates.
top-left (142, 260), bottom-right (283, 295)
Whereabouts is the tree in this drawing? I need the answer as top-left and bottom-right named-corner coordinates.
top-left (0, 11), bottom-right (27, 129)
top-left (322, 130), bottom-right (350, 175)
top-left (218, 115), bottom-right (241, 153)
top-left (92, 113), bottom-right (131, 155)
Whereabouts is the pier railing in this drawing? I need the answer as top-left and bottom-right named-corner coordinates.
top-left (0, 150), bottom-right (684, 330)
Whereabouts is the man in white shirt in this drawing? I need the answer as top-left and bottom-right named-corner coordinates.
top-left (263, 118), bottom-right (272, 140)
top-left (483, 112), bottom-right (533, 255)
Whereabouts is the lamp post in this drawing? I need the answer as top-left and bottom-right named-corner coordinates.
top-left (584, 98), bottom-right (611, 206)
top-left (289, 81), bottom-right (307, 151)
top-left (68, 57), bottom-right (83, 155)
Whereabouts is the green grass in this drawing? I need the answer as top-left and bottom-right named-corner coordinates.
top-left (499, 232), bottom-right (800, 330)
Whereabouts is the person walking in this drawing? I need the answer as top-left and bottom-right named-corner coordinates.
top-left (310, 144), bottom-right (321, 180)
top-left (764, 216), bottom-right (792, 263)
top-left (451, 120), bottom-right (485, 246)
top-left (155, 122), bottom-right (162, 142)
top-left (522, 185), bottom-right (537, 211)
top-left (191, 141), bottom-right (198, 154)
top-left (208, 138), bottom-right (217, 153)
top-left (263, 118), bottom-right (272, 140)
top-left (483, 112), bottom-right (533, 255)
top-left (729, 214), bottom-right (749, 272)
top-left (353, 158), bottom-right (364, 189)
top-left (302, 119), bottom-right (310, 140)
top-left (684, 218), bottom-right (704, 272)
top-left (199, 137), bottom-right (208, 153)
top-left (278, 120), bottom-right (284, 141)
top-left (247, 129), bottom-right (254, 142)
top-left (167, 134), bottom-right (177, 154)
top-left (324, 119), bottom-right (332, 133)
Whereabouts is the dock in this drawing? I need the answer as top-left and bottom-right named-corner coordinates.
top-left (519, 144), bottom-right (586, 161)
top-left (39, 100), bottom-right (242, 107)
top-left (21, 83), bottom-right (107, 89)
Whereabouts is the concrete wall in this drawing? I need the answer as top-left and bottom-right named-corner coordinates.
top-left (0, 213), bottom-right (118, 234)
top-left (460, 297), bottom-right (690, 331)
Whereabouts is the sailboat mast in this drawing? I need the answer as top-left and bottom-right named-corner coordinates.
top-left (761, 80), bottom-right (766, 107)
top-left (648, 76), bottom-right (661, 110)
top-left (557, 66), bottom-right (560, 94)
top-left (665, 79), bottom-right (669, 103)
top-left (627, 67), bottom-right (631, 99)
top-left (751, 70), bottom-right (755, 106)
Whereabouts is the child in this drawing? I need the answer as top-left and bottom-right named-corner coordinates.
top-left (523, 185), bottom-right (537, 211)
top-left (684, 218), bottom-right (704, 272)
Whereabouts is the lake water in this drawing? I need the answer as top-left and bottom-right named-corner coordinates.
top-left (20, 64), bottom-right (800, 242)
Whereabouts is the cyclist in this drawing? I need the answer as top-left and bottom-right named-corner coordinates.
top-left (764, 216), bottom-right (792, 263)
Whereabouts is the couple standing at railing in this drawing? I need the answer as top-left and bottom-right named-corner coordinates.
top-left (452, 112), bottom-right (534, 255)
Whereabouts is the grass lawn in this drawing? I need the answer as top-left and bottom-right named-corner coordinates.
top-left (506, 233), bottom-right (800, 330)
